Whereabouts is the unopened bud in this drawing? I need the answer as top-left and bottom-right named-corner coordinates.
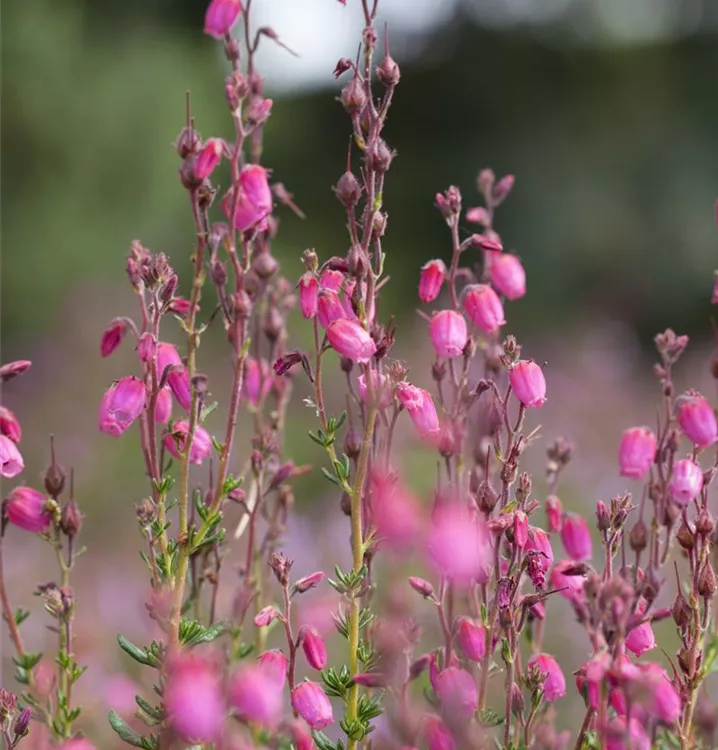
top-left (334, 171), bottom-right (361, 208)
top-left (629, 519), bottom-right (647, 553)
top-left (676, 518), bottom-right (696, 550)
top-left (232, 290), bottom-right (253, 319)
top-left (252, 251), bottom-right (279, 280)
top-left (698, 562), bottom-right (717, 598)
top-left (365, 139), bottom-right (393, 174)
top-left (343, 427), bottom-right (362, 461)
top-left (44, 438), bottom-right (66, 499)
top-left (408, 576), bottom-right (434, 599)
top-left (377, 54), bottom-right (400, 87)
top-left (340, 78), bottom-right (367, 115)
top-left (60, 499), bottom-right (83, 538)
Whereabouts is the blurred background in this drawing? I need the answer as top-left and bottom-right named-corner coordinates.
top-left (2, 0), bottom-right (718, 742)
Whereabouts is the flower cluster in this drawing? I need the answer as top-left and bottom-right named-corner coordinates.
top-left (2, 1), bottom-right (718, 750)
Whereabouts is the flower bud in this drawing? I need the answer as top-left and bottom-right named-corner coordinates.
top-left (455, 617), bottom-right (486, 662)
top-left (252, 251), bottom-right (279, 280)
top-left (204, 0), bottom-right (242, 39)
top-left (377, 52), bottom-right (400, 87)
top-left (510, 360), bottom-right (547, 409)
top-left (157, 343), bottom-right (191, 411)
top-left (100, 318), bottom-right (128, 358)
top-left (629, 518), bottom-right (648, 552)
top-left (326, 319), bottom-right (376, 363)
top-left (490, 252), bottom-right (526, 300)
top-left (300, 627), bottom-right (327, 670)
top-left (293, 571), bottom-right (325, 594)
top-left (60, 498), bottom-right (83, 538)
top-left (334, 170), bottom-right (361, 207)
top-left (408, 576), bottom-right (434, 598)
top-left (99, 376), bottom-right (146, 437)
top-left (257, 649), bottom-right (288, 687)
top-left (677, 393), bottom-right (717, 447)
top-left (365, 138), bottom-right (393, 174)
top-left (429, 310), bottom-right (468, 359)
top-left (5, 487), bottom-right (52, 533)
top-left (291, 681), bottom-right (334, 730)
top-left (462, 284), bottom-right (506, 333)
top-left (0, 436), bottom-right (24, 479)
top-left (618, 427), bottom-right (656, 479)
top-left (340, 78), bottom-right (367, 114)
top-left (0, 360), bottom-right (32, 383)
top-left (492, 174), bottom-right (515, 204)
top-left (545, 495), bottom-right (562, 533)
top-left (419, 259), bottom-right (446, 303)
top-left (669, 459), bottom-right (703, 505)
top-left (698, 561), bottom-right (717, 598)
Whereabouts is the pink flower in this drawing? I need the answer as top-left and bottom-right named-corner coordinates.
top-left (222, 165), bottom-right (272, 232)
top-left (669, 458), bottom-right (703, 505)
top-left (466, 206), bottom-right (490, 225)
top-left (5, 487), bottom-right (52, 533)
top-left (326, 319), bottom-right (376, 363)
top-left (396, 382), bottom-right (440, 439)
top-left (455, 617), bottom-right (486, 662)
top-left (163, 421), bottom-right (212, 465)
top-left (605, 717), bottom-right (650, 750)
top-left (524, 527), bottom-right (554, 571)
top-left (0, 435), bottom-right (24, 478)
top-left (357, 370), bottom-right (392, 407)
top-left (625, 604), bottom-right (656, 657)
top-left (60, 741), bottom-right (97, 750)
top-left (560, 513), bottom-right (592, 560)
top-left (293, 571), bottom-right (325, 594)
top-left (300, 627), bottom-right (327, 670)
top-left (713, 272), bottom-right (718, 305)
top-left (298, 273), bottom-right (319, 319)
top-left (435, 667), bottom-right (478, 719)
top-left (408, 577), bottom-right (435, 598)
top-left (257, 650), bottom-right (288, 687)
top-left (288, 720), bottom-right (315, 750)
top-left (242, 357), bottom-right (272, 406)
top-left (137, 333), bottom-right (156, 363)
top-left (99, 376), bottom-right (146, 436)
top-left (423, 715), bottom-right (455, 750)
top-left (204, 0), bottom-right (243, 39)
top-left (157, 343), bottom-right (191, 412)
top-left (370, 470), bottom-right (423, 550)
top-left (545, 495), bottom-right (562, 533)
top-left (0, 360), bottom-right (31, 382)
top-left (165, 651), bottom-right (224, 743)
top-left (228, 663), bottom-right (283, 728)
top-left (429, 310), bottom-right (468, 359)
top-left (419, 259), bottom-right (446, 302)
top-left (490, 253), bottom-right (526, 300)
top-left (154, 387), bottom-right (173, 424)
top-left (618, 427), bottom-right (657, 479)
top-left (320, 269), bottom-right (344, 291)
top-left (254, 606), bottom-right (281, 627)
top-left (100, 318), bottom-right (127, 357)
top-left (462, 284), bottom-right (505, 333)
top-left (0, 407), bottom-right (21, 444)
top-left (510, 360), bottom-right (546, 408)
top-left (427, 505), bottom-right (492, 585)
top-left (317, 289), bottom-right (346, 330)
top-left (513, 510), bottom-right (528, 548)
top-left (527, 653), bottom-right (565, 702)
top-left (677, 393), bottom-right (717, 447)
top-left (549, 560), bottom-right (586, 604)
top-left (194, 139), bottom-right (223, 180)
top-left (291, 681), bottom-right (334, 730)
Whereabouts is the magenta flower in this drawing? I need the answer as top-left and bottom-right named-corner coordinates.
top-left (163, 421), bottom-right (212, 465)
top-left (241, 357), bottom-right (272, 406)
top-left (669, 458), bottom-right (703, 505)
top-left (510, 360), bottom-right (546, 408)
top-left (527, 653), bottom-right (566, 702)
top-left (157, 342), bottom-right (191, 412)
top-left (320, 269), bottom-right (344, 291)
top-left (455, 616), bottom-right (486, 662)
top-left (625, 603), bottom-right (656, 657)
top-left (298, 273), bottom-right (318, 319)
top-left (254, 606), bottom-right (281, 627)
top-left (370, 470), bottom-right (423, 550)
top-left (60, 741), bottom-right (97, 750)
top-left (605, 717), bottom-right (650, 750)
top-left (228, 663), bottom-right (283, 728)
top-left (154, 386), bottom-right (173, 424)
top-left (560, 513), bottom-right (592, 560)
top-left (429, 310), bottom-right (468, 359)
top-left (525, 527), bottom-right (554, 571)
top-left (194, 139), bottom-right (223, 181)
top-left (490, 253), bottom-right (526, 300)
top-left (466, 206), bottom-right (489, 225)
top-left (418, 259), bottom-right (446, 303)
top-left (0, 407), bottom-right (21, 443)
top-left (326, 319), bottom-right (376, 363)
top-left (164, 651), bottom-right (225, 743)
top-left (423, 715), bottom-right (455, 750)
top-left (0, 435), bottom-right (24, 478)
top-left (435, 667), bottom-right (478, 719)
top-left (222, 165), bottom-right (272, 232)
top-left (257, 649), bottom-right (288, 687)
top-left (396, 382), bottom-right (440, 439)
top-left (291, 681), bottom-right (334, 730)
top-left (462, 284), bottom-right (505, 333)
top-left (677, 393), bottom-right (717, 447)
top-left (300, 627), bottom-right (327, 670)
top-left (545, 495), bottom-right (562, 533)
top-left (317, 289), bottom-right (346, 330)
top-left (549, 560), bottom-right (586, 604)
top-left (357, 370), bottom-right (393, 407)
top-left (638, 663), bottom-right (681, 725)
top-left (5, 487), bottom-right (52, 533)
top-left (618, 427), bottom-right (657, 479)
top-left (204, 0), bottom-right (243, 39)
top-left (100, 318), bottom-right (127, 358)
top-left (99, 376), bottom-right (146, 437)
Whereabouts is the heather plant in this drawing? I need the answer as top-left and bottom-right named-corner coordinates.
top-left (2, 0), bottom-right (718, 749)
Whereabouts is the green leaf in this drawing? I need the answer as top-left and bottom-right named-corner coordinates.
top-left (179, 618), bottom-right (228, 647)
top-left (135, 696), bottom-right (164, 722)
top-left (108, 709), bottom-right (157, 748)
top-left (117, 634), bottom-right (156, 668)
top-left (200, 401), bottom-right (218, 421)
top-left (477, 708), bottom-right (504, 727)
top-left (14, 607), bottom-right (30, 625)
top-left (12, 652), bottom-right (42, 671)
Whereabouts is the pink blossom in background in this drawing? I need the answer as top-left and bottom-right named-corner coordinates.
top-left (228, 663), bottom-right (283, 728)
top-left (203, 0), bottom-right (243, 38)
top-left (429, 310), bottom-right (468, 359)
top-left (605, 717), bottom-right (650, 750)
top-left (462, 283), bottom-right (505, 333)
top-left (0, 434), bottom-right (24, 477)
top-left (435, 667), bottom-right (478, 719)
top-left (242, 357), bottom-right (272, 406)
top-left (423, 715), bottom-right (455, 750)
top-left (560, 513), bottom-right (592, 560)
top-left (677, 392), bottom-right (717, 447)
top-left (527, 653), bottom-right (566, 702)
top-left (370, 470), bottom-right (424, 551)
top-left (163, 421), bottom-right (212, 465)
top-left (257, 649), bottom-right (288, 687)
top-left (618, 426), bottom-right (657, 479)
top-left (419, 259), bottom-right (446, 302)
top-left (455, 617), bottom-right (486, 662)
top-left (669, 458), bottom-right (704, 504)
top-left (357, 370), bottom-right (393, 407)
top-left (489, 252), bottom-right (526, 300)
top-left (98, 376), bottom-right (146, 437)
top-left (549, 560), bottom-right (586, 604)
top-left (625, 601), bottom-right (656, 657)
